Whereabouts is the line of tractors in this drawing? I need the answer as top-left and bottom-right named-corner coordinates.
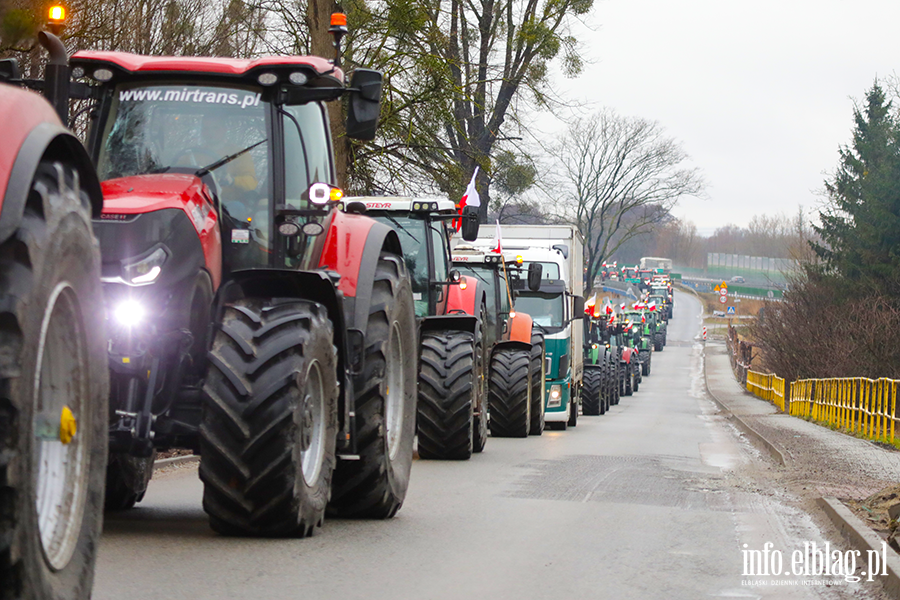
top-left (582, 277), bottom-right (675, 415)
top-left (0, 10), bottom-right (675, 600)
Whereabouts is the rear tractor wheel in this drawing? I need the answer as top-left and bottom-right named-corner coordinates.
top-left (200, 298), bottom-right (338, 536)
top-left (329, 253), bottom-right (417, 518)
top-left (1, 162), bottom-right (108, 600)
top-left (417, 330), bottom-right (476, 460)
top-left (488, 348), bottom-right (531, 438)
top-left (528, 331), bottom-right (546, 435)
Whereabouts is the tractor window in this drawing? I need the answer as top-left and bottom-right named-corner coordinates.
top-left (283, 102), bottom-right (334, 208)
top-left (430, 225), bottom-right (448, 285)
top-left (459, 265), bottom-right (498, 335)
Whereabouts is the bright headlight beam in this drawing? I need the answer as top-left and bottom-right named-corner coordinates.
top-left (113, 300), bottom-right (145, 328)
top-left (130, 265), bottom-right (161, 284)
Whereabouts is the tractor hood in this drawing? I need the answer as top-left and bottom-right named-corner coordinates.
top-left (101, 173), bottom-right (211, 216)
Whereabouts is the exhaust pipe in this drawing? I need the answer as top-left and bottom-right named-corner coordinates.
top-left (38, 31), bottom-right (69, 124)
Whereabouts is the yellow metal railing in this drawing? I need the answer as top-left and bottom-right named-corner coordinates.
top-left (789, 378), bottom-right (898, 443)
top-left (746, 370), bottom-right (786, 412)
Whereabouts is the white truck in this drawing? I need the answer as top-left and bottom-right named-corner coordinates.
top-left (474, 225), bottom-right (585, 429)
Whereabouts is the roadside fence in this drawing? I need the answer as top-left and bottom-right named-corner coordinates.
top-left (724, 327), bottom-right (898, 444)
top-left (789, 378), bottom-right (897, 444)
top-left (746, 370), bottom-right (786, 412)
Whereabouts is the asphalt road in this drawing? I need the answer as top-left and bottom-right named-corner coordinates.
top-left (93, 292), bottom-right (877, 599)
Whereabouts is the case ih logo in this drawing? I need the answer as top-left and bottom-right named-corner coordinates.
top-left (99, 213), bottom-right (133, 221)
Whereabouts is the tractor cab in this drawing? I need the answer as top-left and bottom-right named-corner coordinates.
top-left (349, 197), bottom-right (461, 316)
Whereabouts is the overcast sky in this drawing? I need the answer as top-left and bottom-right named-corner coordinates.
top-left (538, 0), bottom-right (900, 234)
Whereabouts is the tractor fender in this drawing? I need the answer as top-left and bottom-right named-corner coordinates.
top-left (620, 347), bottom-right (635, 363)
top-left (492, 340), bottom-right (531, 356)
top-left (318, 210), bottom-right (401, 335)
top-left (445, 275), bottom-right (485, 316)
top-left (506, 311), bottom-right (533, 344)
top-left (0, 92), bottom-right (102, 244)
top-left (213, 269), bottom-right (355, 435)
top-left (420, 313), bottom-right (479, 337)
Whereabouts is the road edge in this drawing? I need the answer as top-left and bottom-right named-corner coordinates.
top-left (702, 345), bottom-right (789, 467)
top-left (153, 455), bottom-right (200, 472)
top-left (818, 497), bottom-right (900, 595)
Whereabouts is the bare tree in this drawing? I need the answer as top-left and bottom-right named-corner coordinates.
top-left (552, 109), bottom-right (704, 287)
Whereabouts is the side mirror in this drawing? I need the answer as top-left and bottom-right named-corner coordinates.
top-left (346, 69), bottom-right (383, 141)
top-left (527, 262), bottom-right (542, 291)
top-left (461, 205), bottom-right (480, 241)
top-left (0, 58), bottom-right (20, 81)
top-left (552, 243), bottom-right (568, 259)
top-left (571, 295), bottom-right (584, 316)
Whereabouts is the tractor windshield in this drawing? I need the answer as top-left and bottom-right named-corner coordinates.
top-left (515, 292), bottom-right (565, 330)
top-left (96, 83), bottom-right (272, 268)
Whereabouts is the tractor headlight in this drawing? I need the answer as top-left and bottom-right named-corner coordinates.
top-left (112, 299), bottom-right (146, 328)
top-left (548, 384), bottom-right (562, 407)
top-left (123, 247), bottom-right (167, 285)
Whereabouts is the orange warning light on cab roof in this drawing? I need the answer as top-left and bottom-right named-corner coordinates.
top-left (330, 13), bottom-right (347, 27)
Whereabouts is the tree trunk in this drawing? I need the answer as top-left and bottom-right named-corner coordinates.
top-left (308, 0), bottom-right (349, 188)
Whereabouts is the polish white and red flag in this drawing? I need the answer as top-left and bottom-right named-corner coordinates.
top-left (455, 167), bottom-right (481, 231)
top-left (492, 220), bottom-right (502, 253)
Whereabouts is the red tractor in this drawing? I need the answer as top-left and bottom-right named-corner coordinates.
top-left (452, 246), bottom-right (545, 437)
top-left (55, 16), bottom-right (418, 535)
top-left (0, 37), bottom-right (108, 600)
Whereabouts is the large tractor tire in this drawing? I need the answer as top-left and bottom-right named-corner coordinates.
top-left (105, 451), bottom-right (155, 511)
top-left (641, 351), bottom-right (651, 376)
top-left (610, 359), bottom-right (621, 406)
top-left (654, 333), bottom-right (663, 352)
top-left (529, 331), bottom-right (546, 435)
top-left (200, 298), bottom-right (338, 536)
top-left (582, 366), bottom-right (603, 416)
top-left (489, 348), bottom-right (531, 438)
top-left (472, 315), bottom-right (489, 453)
top-left (417, 330), bottom-right (476, 460)
top-left (1, 162), bottom-right (108, 600)
top-left (329, 253), bottom-right (416, 518)
top-left (632, 363), bottom-right (640, 393)
top-left (624, 363), bottom-right (634, 396)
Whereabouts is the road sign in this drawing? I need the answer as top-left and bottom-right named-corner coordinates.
top-left (702, 326), bottom-right (707, 340)
top-left (719, 288), bottom-right (728, 296)
top-left (719, 295), bottom-right (727, 304)
top-left (726, 306), bottom-right (736, 314)
top-left (767, 290), bottom-right (774, 299)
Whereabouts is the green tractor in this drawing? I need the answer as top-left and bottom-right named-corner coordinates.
top-left (623, 308), bottom-right (654, 376)
top-left (582, 302), bottom-right (618, 415)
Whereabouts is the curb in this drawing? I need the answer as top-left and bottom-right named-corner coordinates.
top-left (702, 347), bottom-right (789, 467)
top-left (818, 497), bottom-right (900, 596)
top-left (153, 455), bottom-right (199, 472)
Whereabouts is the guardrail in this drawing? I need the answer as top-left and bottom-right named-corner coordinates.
top-left (790, 378), bottom-right (897, 443)
top-left (746, 370), bottom-right (786, 412)
top-left (725, 327), bottom-right (897, 444)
